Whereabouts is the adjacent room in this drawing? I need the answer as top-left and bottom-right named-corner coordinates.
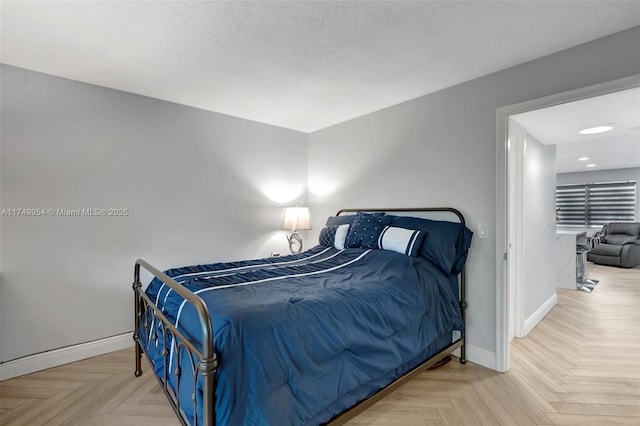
top-left (1, 1), bottom-right (639, 425)
top-left (507, 87), bottom-right (640, 334)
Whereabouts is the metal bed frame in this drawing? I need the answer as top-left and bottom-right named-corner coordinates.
top-left (132, 207), bottom-right (468, 426)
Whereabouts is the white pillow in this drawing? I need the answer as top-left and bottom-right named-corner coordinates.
top-left (377, 226), bottom-right (423, 257)
top-left (334, 224), bottom-right (350, 249)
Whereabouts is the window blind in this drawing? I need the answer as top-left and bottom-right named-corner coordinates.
top-left (556, 181), bottom-right (636, 227)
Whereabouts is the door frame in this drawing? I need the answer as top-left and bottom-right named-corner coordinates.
top-left (507, 120), bottom-right (526, 341)
top-left (494, 74), bottom-right (640, 373)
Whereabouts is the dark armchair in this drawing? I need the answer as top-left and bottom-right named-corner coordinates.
top-left (587, 222), bottom-right (640, 268)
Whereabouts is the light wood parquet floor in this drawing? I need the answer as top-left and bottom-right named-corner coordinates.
top-left (1, 263), bottom-right (638, 425)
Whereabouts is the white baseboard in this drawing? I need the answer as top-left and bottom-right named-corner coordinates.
top-left (465, 344), bottom-right (497, 370)
top-left (0, 332), bottom-right (501, 381)
top-left (0, 332), bottom-right (133, 381)
top-left (524, 293), bottom-right (558, 336)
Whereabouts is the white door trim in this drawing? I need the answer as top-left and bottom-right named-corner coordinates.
top-left (495, 73), bottom-right (640, 373)
top-left (508, 120), bottom-right (527, 339)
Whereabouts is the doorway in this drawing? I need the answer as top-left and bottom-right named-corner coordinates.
top-left (495, 74), bottom-right (640, 372)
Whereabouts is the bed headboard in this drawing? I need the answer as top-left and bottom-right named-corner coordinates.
top-left (336, 207), bottom-right (466, 225)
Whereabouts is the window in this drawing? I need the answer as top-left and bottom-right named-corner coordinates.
top-left (556, 181), bottom-right (636, 227)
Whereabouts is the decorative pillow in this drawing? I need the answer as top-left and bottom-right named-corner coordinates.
top-left (377, 226), bottom-right (426, 257)
top-left (318, 224), bottom-right (350, 249)
top-left (319, 226), bottom-right (338, 247)
top-left (344, 213), bottom-right (393, 249)
top-left (389, 215), bottom-right (473, 275)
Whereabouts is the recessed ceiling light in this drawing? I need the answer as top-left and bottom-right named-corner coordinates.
top-left (578, 157), bottom-right (589, 161)
top-left (587, 164), bottom-right (596, 167)
top-left (579, 124), bottom-right (613, 135)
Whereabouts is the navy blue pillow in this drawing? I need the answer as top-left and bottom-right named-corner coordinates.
top-left (318, 226), bottom-right (339, 247)
top-left (345, 213), bottom-right (393, 249)
top-left (389, 215), bottom-right (473, 275)
top-left (325, 215), bottom-right (356, 227)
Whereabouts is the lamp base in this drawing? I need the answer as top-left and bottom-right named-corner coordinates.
top-left (287, 232), bottom-right (303, 254)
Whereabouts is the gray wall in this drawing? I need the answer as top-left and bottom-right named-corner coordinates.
top-left (308, 27), bottom-right (640, 362)
top-left (0, 65), bottom-right (307, 362)
top-left (557, 167), bottom-right (640, 223)
top-left (508, 119), bottom-right (558, 332)
top-left (522, 132), bottom-right (557, 321)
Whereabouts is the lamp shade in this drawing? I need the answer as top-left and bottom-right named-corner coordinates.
top-left (281, 206), bottom-right (312, 231)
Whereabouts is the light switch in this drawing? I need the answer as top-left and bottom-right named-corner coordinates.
top-left (478, 223), bottom-right (488, 239)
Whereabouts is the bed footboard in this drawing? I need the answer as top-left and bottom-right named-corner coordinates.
top-left (133, 259), bottom-right (217, 426)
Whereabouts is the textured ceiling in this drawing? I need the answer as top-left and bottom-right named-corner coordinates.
top-left (2, 1), bottom-right (639, 132)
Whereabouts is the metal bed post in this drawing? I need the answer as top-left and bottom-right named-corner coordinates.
top-left (459, 268), bottom-right (467, 364)
top-left (133, 264), bottom-right (143, 377)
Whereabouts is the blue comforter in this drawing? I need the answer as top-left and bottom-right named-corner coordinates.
top-left (142, 246), bottom-right (464, 425)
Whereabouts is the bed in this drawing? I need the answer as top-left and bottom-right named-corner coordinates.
top-left (132, 207), bottom-right (472, 425)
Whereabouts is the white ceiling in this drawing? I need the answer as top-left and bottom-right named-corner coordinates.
top-left (1, 1), bottom-right (639, 133)
top-left (511, 87), bottom-right (640, 173)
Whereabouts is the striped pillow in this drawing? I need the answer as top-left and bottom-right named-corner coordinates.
top-left (377, 226), bottom-right (425, 257)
